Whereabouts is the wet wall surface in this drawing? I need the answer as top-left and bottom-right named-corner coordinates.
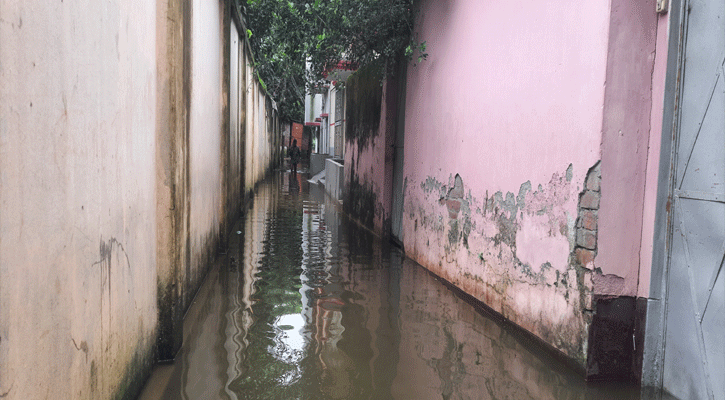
top-left (138, 171), bottom-right (640, 400)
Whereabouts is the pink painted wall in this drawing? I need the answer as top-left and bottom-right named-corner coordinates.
top-left (596, 0), bottom-right (659, 297)
top-left (402, 0), bottom-right (610, 364)
top-left (638, 14), bottom-right (671, 298)
top-left (400, 0), bottom-right (667, 364)
top-left (406, 0), bottom-right (608, 195)
top-left (344, 70), bottom-right (398, 235)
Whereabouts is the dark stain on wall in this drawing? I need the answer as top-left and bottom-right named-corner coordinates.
top-left (111, 341), bottom-right (156, 400)
top-left (156, 275), bottom-right (182, 361)
top-left (586, 296), bottom-right (636, 382)
top-left (345, 62), bottom-right (383, 151)
top-left (344, 154), bottom-right (378, 230)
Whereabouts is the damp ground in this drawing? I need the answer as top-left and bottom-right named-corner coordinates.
top-left (138, 170), bottom-right (640, 400)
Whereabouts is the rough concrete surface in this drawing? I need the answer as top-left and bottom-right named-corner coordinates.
top-left (0, 0), bottom-right (281, 398)
top-left (1, 1), bottom-right (159, 398)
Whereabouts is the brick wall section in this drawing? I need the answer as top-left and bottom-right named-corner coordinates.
top-left (575, 162), bottom-right (601, 269)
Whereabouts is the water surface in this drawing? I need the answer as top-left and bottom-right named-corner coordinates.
top-left (139, 171), bottom-right (639, 400)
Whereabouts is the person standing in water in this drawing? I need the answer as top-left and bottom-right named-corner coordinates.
top-left (288, 139), bottom-right (301, 174)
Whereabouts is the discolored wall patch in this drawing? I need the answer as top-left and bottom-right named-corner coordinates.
top-left (404, 163), bottom-right (602, 366)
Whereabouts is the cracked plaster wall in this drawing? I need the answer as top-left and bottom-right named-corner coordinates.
top-left (400, 0), bottom-right (666, 373)
top-left (404, 169), bottom-right (596, 365)
top-left (0, 0), bottom-right (278, 397)
top-left (402, 0), bottom-right (612, 365)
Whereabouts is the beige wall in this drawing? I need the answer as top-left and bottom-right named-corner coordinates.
top-left (244, 75), bottom-right (278, 194)
top-left (229, 21), bottom-right (245, 221)
top-left (0, 0), bottom-right (280, 398)
top-left (188, 0), bottom-right (224, 302)
top-left (0, 1), bottom-right (159, 398)
top-left (156, 0), bottom-right (190, 361)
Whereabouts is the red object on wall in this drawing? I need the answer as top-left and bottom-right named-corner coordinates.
top-left (291, 122), bottom-right (304, 149)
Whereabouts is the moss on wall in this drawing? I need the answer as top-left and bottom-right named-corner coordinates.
top-left (344, 155), bottom-right (378, 229)
top-left (345, 62), bottom-right (383, 150)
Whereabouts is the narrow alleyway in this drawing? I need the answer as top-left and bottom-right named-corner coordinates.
top-left (138, 171), bottom-right (640, 400)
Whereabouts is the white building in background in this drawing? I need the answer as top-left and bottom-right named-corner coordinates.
top-left (304, 60), bottom-right (355, 161)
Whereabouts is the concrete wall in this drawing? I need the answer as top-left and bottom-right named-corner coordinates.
top-left (585, 1), bottom-right (666, 380)
top-left (325, 158), bottom-right (345, 201)
top-left (0, 1), bottom-right (280, 398)
top-left (638, 10), bottom-right (672, 300)
top-left (155, 0), bottom-right (191, 361)
top-left (310, 153), bottom-right (331, 176)
top-left (244, 70), bottom-right (279, 194)
top-left (342, 0), bottom-right (669, 378)
top-left (0, 1), bottom-right (159, 398)
top-left (305, 92), bottom-right (323, 126)
top-left (596, 0), bottom-right (660, 298)
top-left (187, 0), bottom-right (228, 301)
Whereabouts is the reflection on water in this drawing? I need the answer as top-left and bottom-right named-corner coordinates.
top-left (139, 172), bottom-right (639, 400)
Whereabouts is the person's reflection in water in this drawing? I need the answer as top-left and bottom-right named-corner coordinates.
top-left (288, 171), bottom-right (300, 194)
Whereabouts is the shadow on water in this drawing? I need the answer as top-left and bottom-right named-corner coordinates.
top-left (138, 171), bottom-right (640, 400)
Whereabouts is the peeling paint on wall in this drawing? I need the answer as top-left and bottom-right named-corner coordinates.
top-left (405, 163), bottom-right (604, 365)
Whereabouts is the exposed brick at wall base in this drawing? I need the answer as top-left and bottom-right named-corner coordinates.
top-left (574, 162), bottom-right (601, 270)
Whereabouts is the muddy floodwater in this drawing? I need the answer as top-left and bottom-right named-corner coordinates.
top-left (138, 171), bottom-right (640, 400)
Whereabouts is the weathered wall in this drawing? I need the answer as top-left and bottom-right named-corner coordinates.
top-left (344, 64), bottom-right (398, 236)
top-left (0, 1), bottom-right (158, 398)
top-left (401, 0), bottom-right (610, 368)
top-left (585, 0), bottom-right (664, 381)
top-left (187, 0), bottom-right (224, 304)
top-left (393, 0), bottom-right (666, 377)
top-left (638, 13), bottom-right (671, 300)
top-left (229, 20), bottom-right (245, 217)
top-left (155, 0), bottom-right (191, 361)
top-left (0, 0), bottom-right (280, 397)
top-left (244, 71), bottom-right (279, 194)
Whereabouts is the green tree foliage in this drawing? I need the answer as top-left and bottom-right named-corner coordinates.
top-left (240, 0), bottom-right (425, 123)
top-left (242, 0), bottom-right (307, 122)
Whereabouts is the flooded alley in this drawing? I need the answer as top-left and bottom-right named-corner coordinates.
top-left (138, 172), bottom-right (640, 400)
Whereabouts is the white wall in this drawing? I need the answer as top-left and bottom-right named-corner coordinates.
top-left (0, 1), bottom-right (281, 398)
top-left (1, 1), bottom-right (158, 398)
